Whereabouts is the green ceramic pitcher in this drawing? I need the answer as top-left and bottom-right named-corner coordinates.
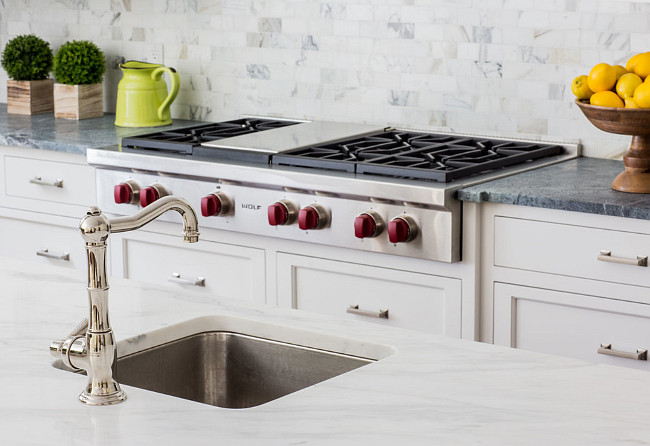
top-left (115, 60), bottom-right (180, 127)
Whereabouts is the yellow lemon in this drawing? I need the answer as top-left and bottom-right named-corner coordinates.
top-left (616, 72), bottom-right (643, 99)
top-left (590, 90), bottom-right (624, 108)
top-left (613, 64), bottom-right (628, 79)
top-left (571, 75), bottom-right (593, 100)
top-left (588, 63), bottom-right (617, 92)
top-left (625, 98), bottom-right (640, 108)
top-left (633, 53), bottom-right (650, 79)
top-left (633, 82), bottom-right (650, 108)
top-left (626, 53), bottom-right (645, 72)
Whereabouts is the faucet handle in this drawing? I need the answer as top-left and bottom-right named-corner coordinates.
top-left (50, 318), bottom-right (89, 366)
top-left (67, 318), bottom-right (89, 337)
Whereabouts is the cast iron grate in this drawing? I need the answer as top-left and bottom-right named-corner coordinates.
top-left (272, 130), bottom-right (564, 182)
top-left (121, 118), bottom-right (300, 154)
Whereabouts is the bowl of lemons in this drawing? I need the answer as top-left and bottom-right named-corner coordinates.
top-left (572, 52), bottom-right (650, 193)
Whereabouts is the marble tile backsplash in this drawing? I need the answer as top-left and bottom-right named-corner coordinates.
top-left (2, 0), bottom-right (650, 157)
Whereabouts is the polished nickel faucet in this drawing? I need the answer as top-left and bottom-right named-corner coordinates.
top-left (50, 196), bottom-right (199, 405)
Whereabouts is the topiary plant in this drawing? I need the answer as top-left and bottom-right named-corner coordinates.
top-left (53, 40), bottom-right (106, 85)
top-left (1, 34), bottom-right (53, 81)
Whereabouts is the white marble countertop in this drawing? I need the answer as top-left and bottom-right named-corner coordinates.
top-left (3, 257), bottom-right (650, 445)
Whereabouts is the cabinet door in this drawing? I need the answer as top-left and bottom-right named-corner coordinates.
top-left (277, 253), bottom-right (461, 336)
top-left (114, 231), bottom-right (266, 304)
top-left (494, 283), bottom-right (650, 371)
top-left (0, 213), bottom-right (86, 271)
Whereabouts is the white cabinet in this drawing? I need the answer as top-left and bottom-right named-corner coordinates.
top-left (494, 283), bottom-right (650, 371)
top-left (481, 202), bottom-right (650, 371)
top-left (0, 211), bottom-right (86, 271)
top-left (0, 146), bottom-right (96, 273)
top-left (110, 229), bottom-right (266, 304)
top-left (277, 253), bottom-right (462, 335)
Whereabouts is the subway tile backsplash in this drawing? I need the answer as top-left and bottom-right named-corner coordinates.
top-left (2, 0), bottom-right (649, 157)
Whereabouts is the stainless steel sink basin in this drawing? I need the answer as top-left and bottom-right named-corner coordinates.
top-left (54, 315), bottom-right (394, 408)
top-left (116, 330), bottom-right (373, 408)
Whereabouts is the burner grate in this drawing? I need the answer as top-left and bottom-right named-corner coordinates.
top-left (273, 130), bottom-right (564, 182)
top-left (121, 118), bottom-right (299, 155)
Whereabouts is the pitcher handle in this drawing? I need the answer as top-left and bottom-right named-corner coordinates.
top-left (151, 66), bottom-right (180, 121)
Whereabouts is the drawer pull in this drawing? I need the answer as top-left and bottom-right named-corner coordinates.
top-left (598, 343), bottom-right (648, 361)
top-left (597, 250), bottom-right (648, 267)
top-left (168, 272), bottom-right (205, 287)
top-left (346, 304), bottom-right (389, 319)
top-left (29, 176), bottom-right (63, 188)
top-left (36, 249), bottom-right (70, 261)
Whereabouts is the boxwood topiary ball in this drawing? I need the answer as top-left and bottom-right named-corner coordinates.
top-left (1, 34), bottom-right (53, 81)
top-left (53, 40), bottom-right (106, 85)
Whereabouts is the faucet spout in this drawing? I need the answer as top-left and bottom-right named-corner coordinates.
top-left (54, 195), bottom-right (200, 405)
top-left (110, 195), bottom-right (200, 243)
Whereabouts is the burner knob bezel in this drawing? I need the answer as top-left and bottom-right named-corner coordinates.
top-left (268, 199), bottom-right (297, 226)
top-left (201, 191), bottom-right (232, 217)
top-left (388, 215), bottom-right (418, 243)
top-left (354, 211), bottom-right (383, 239)
top-left (140, 183), bottom-right (169, 207)
top-left (299, 203), bottom-right (329, 230)
top-left (114, 180), bottom-right (140, 205)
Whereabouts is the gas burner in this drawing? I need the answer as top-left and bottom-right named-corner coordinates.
top-left (121, 118), bottom-right (300, 155)
top-left (272, 130), bottom-right (564, 182)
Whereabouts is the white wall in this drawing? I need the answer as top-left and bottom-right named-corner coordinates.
top-left (2, 0), bottom-right (649, 157)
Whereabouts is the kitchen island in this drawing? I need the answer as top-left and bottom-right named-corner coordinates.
top-left (2, 256), bottom-right (650, 445)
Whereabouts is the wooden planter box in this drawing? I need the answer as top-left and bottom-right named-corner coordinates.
top-left (53, 83), bottom-right (103, 120)
top-left (7, 79), bottom-right (54, 115)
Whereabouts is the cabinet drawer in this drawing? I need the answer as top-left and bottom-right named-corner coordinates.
top-left (117, 232), bottom-right (266, 304)
top-left (0, 214), bottom-right (86, 271)
top-left (494, 216), bottom-right (650, 288)
top-left (277, 253), bottom-right (461, 336)
top-left (4, 155), bottom-right (95, 208)
top-left (494, 283), bottom-right (650, 371)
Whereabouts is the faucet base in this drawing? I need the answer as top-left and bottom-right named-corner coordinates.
top-left (79, 386), bottom-right (126, 406)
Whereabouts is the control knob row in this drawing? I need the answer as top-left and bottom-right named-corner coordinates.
top-left (268, 201), bottom-right (329, 230)
top-left (114, 181), bottom-right (168, 208)
top-left (354, 212), bottom-right (417, 243)
top-left (268, 200), bottom-right (417, 243)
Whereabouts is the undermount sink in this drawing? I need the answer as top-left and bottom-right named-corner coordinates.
top-left (54, 315), bottom-right (394, 409)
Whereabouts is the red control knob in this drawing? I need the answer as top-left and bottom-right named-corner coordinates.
top-left (298, 204), bottom-right (328, 230)
top-left (354, 213), bottom-right (378, 238)
top-left (299, 206), bottom-right (319, 230)
top-left (114, 183), bottom-right (133, 204)
top-left (268, 202), bottom-right (290, 226)
top-left (140, 186), bottom-right (160, 207)
top-left (201, 194), bottom-right (222, 217)
top-left (388, 216), bottom-right (417, 243)
top-left (113, 180), bottom-right (140, 205)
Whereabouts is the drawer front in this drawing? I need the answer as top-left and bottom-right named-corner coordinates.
top-left (494, 283), bottom-right (650, 371)
top-left (277, 253), bottom-right (461, 336)
top-left (4, 155), bottom-right (95, 207)
top-left (119, 233), bottom-right (266, 304)
top-left (494, 216), bottom-right (650, 288)
top-left (0, 215), bottom-right (86, 271)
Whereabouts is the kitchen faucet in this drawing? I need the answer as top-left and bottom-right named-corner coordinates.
top-left (50, 196), bottom-right (200, 405)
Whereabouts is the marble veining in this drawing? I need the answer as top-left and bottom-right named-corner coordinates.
top-left (3, 1), bottom-right (650, 158)
top-left (3, 257), bottom-right (650, 445)
top-left (458, 157), bottom-right (650, 220)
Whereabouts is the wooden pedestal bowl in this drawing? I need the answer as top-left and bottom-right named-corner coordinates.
top-left (576, 99), bottom-right (650, 193)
